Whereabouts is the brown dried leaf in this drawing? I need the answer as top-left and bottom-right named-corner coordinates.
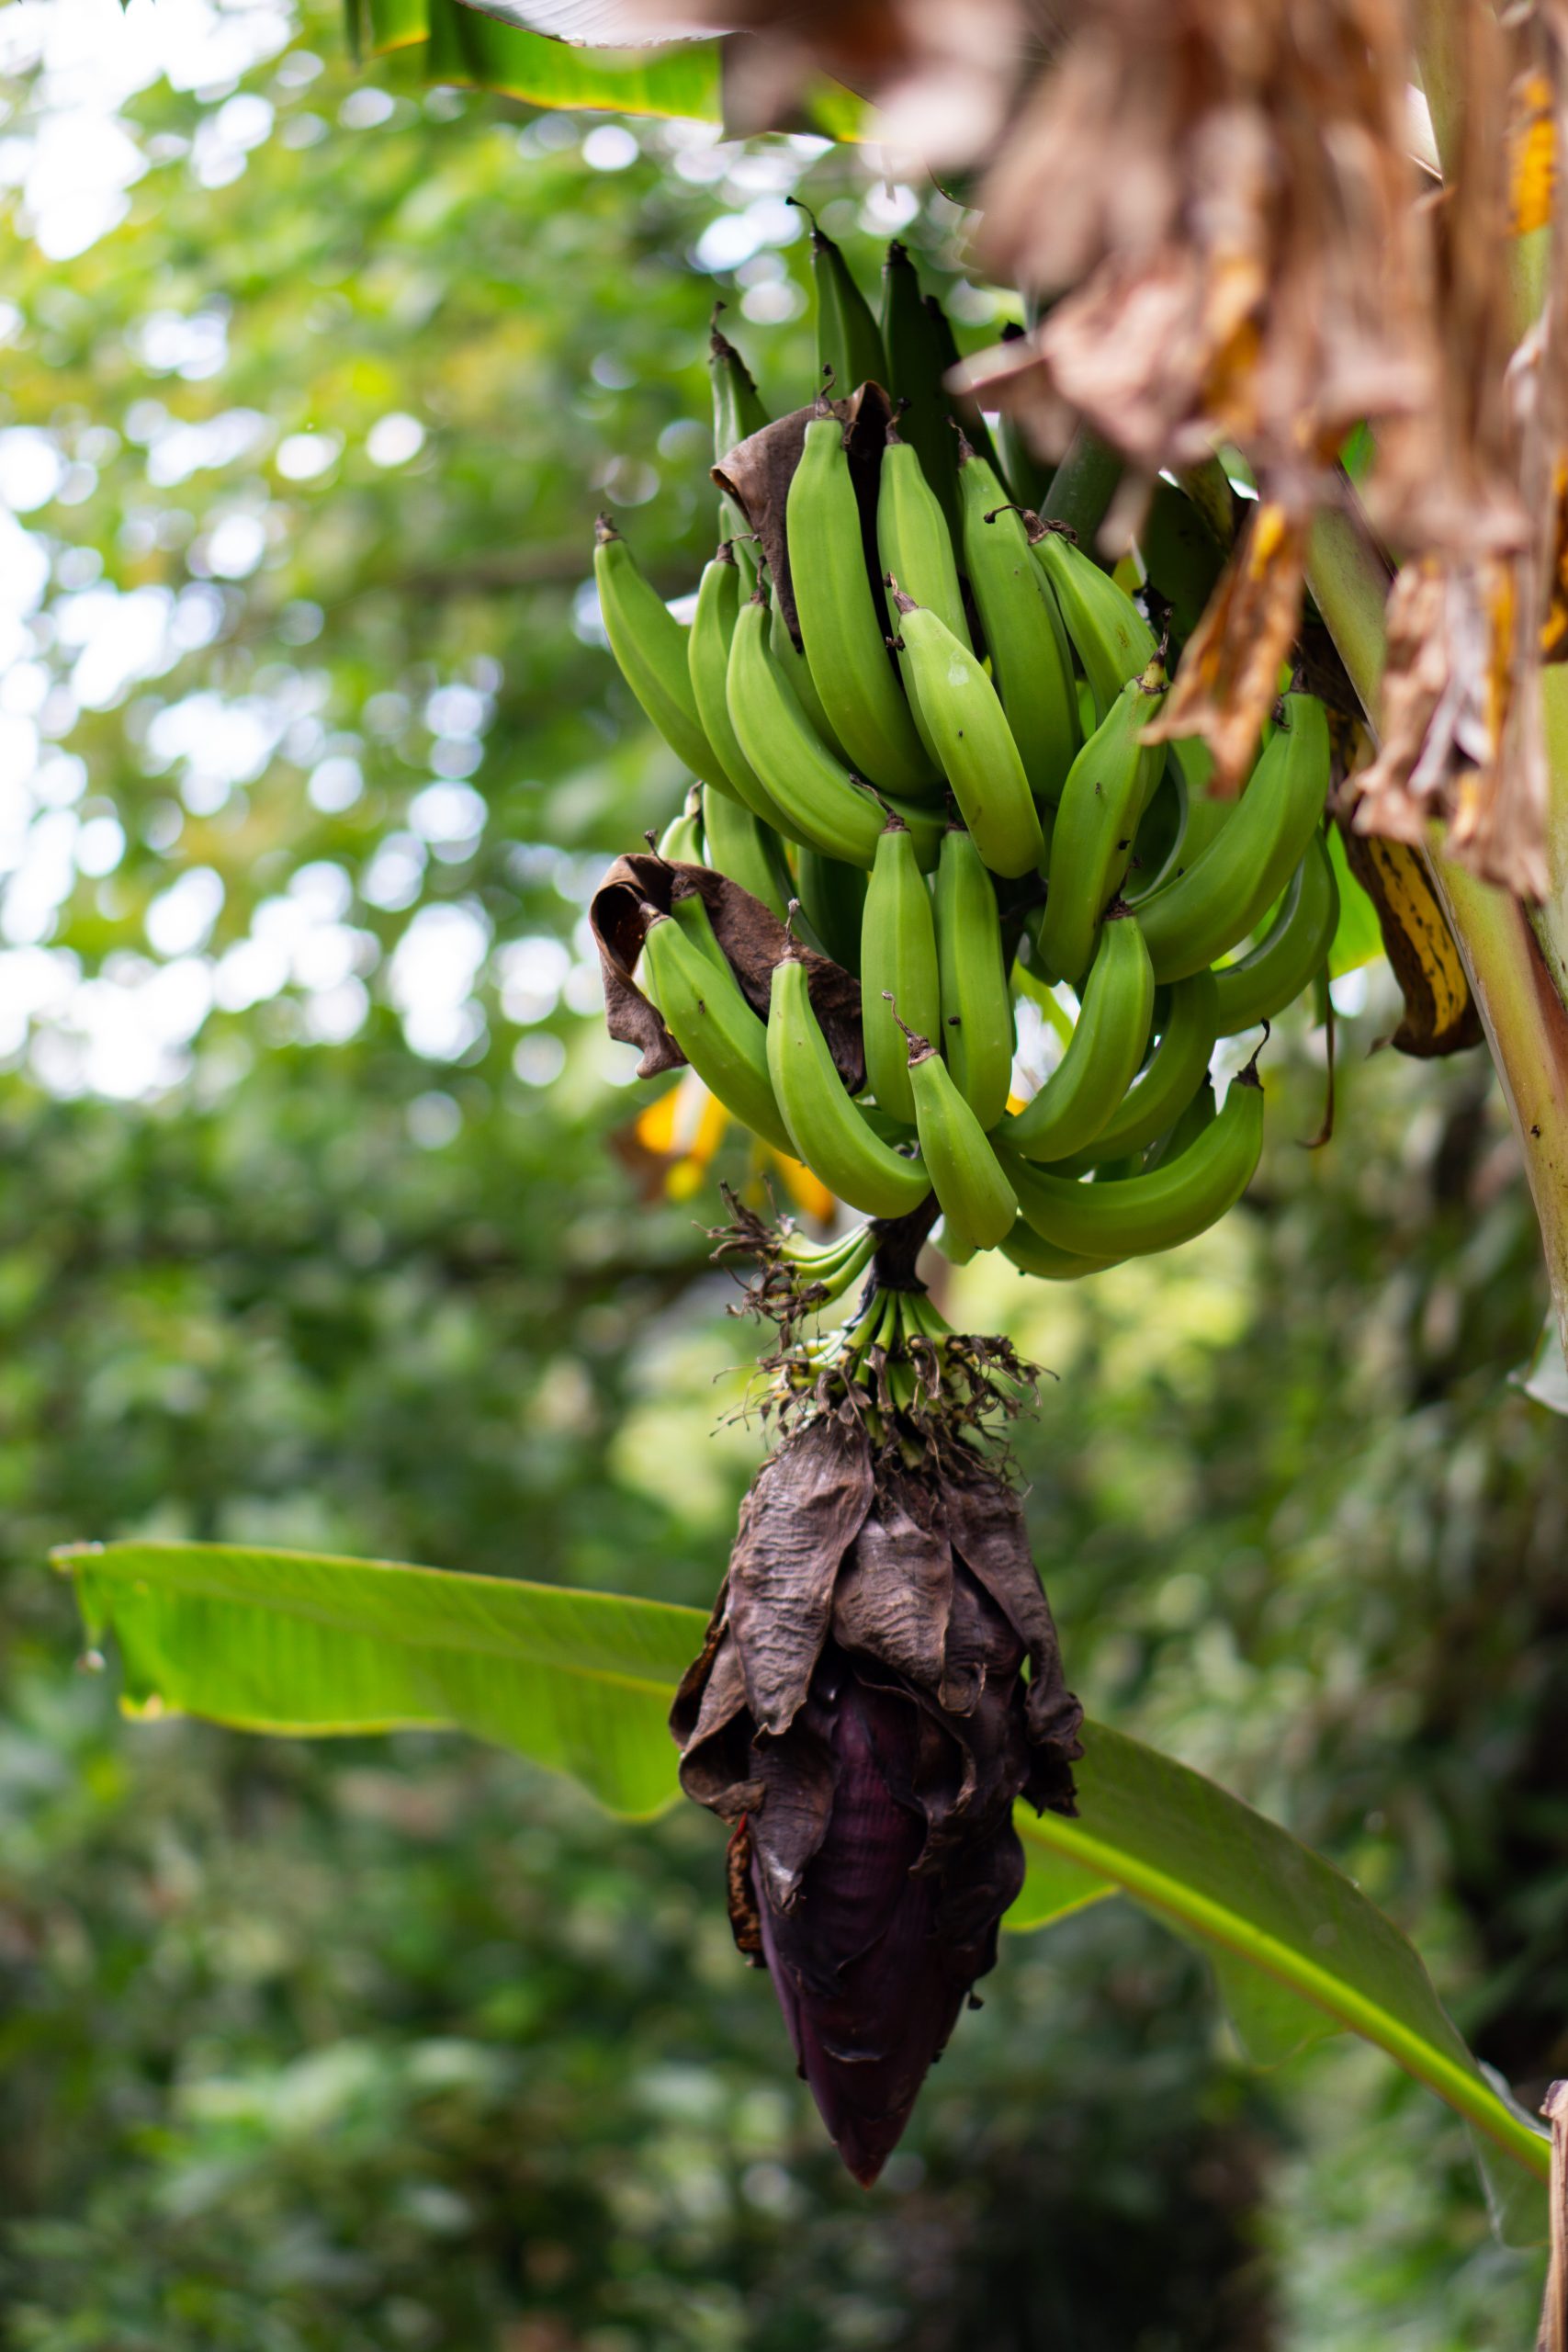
top-left (831, 1463), bottom-right (953, 1702)
top-left (589, 850), bottom-right (866, 1091)
top-left (727, 1411), bottom-right (874, 1735)
top-left (1143, 500), bottom-right (1307, 795)
top-left (1335, 821), bottom-right (1483, 1057)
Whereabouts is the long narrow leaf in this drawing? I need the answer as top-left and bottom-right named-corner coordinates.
top-left (367, 0), bottom-right (724, 120)
top-left (54, 1539), bottom-right (1550, 2183)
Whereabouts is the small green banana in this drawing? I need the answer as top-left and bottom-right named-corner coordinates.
top-left (1125, 741), bottom-right (1234, 903)
top-left (767, 601), bottom-right (851, 764)
top-left (1212, 829), bottom-right (1339, 1035)
top-left (793, 201), bottom-right (886, 395)
top-left (897, 1003), bottom-right (1017, 1249)
top-left (1030, 521), bottom-right (1159, 721)
top-left (878, 242), bottom-right (963, 540)
top-left (1135, 694), bottom-right (1331, 983)
top-left (786, 413), bottom-right (937, 796)
top-left (688, 545), bottom-right (795, 831)
top-left (958, 437), bottom-right (1080, 804)
top-left (886, 582), bottom-right (1045, 879)
top-left (657, 789), bottom-right (704, 864)
top-left (1040, 662), bottom-right (1167, 984)
top-left (641, 910), bottom-right (795, 1156)
top-left (859, 817), bottom-right (942, 1125)
top-left (710, 313), bottom-right (768, 568)
top-left (593, 514), bottom-right (726, 792)
top-left (726, 591), bottom-right (942, 870)
top-left (934, 824), bottom-right (1014, 1130)
top-left (1048, 967), bottom-right (1219, 1175)
top-left (794, 843), bottom-right (866, 976)
top-left (766, 953), bottom-right (931, 1218)
top-left (997, 1062), bottom-right (1264, 1259)
top-left (1003, 908), bottom-right (1154, 1163)
top-left (700, 784), bottom-right (790, 922)
top-left (1145, 1075), bottom-right (1217, 1170)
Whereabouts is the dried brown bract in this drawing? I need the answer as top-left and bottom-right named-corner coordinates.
top-left (671, 1406), bottom-right (1081, 2184)
top-left (1144, 499), bottom-right (1307, 794)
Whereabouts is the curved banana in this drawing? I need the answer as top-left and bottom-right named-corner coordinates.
top-left (1135, 694), bottom-right (1331, 983)
top-left (794, 201), bottom-right (886, 396)
top-left (900, 1010), bottom-right (1017, 1249)
top-left (700, 785), bottom-right (790, 922)
top-left (795, 843), bottom-right (866, 976)
top-left (1145, 1075), bottom-right (1216, 1170)
top-left (726, 592), bottom-right (942, 870)
top-left (1048, 967), bottom-right (1219, 1175)
top-left (879, 241), bottom-right (963, 540)
top-left (886, 584), bottom-right (1045, 879)
top-left (1031, 524), bottom-right (1158, 721)
top-left (999, 1221), bottom-right (1120, 1281)
top-left (766, 601), bottom-right (850, 766)
top-left (877, 419), bottom-right (969, 648)
top-left (641, 910), bottom-right (795, 1156)
top-left (997, 1063), bottom-right (1264, 1259)
top-left (593, 514), bottom-right (726, 792)
top-left (766, 954), bottom-right (931, 1218)
top-left (934, 824), bottom-right (1014, 1130)
top-left (1040, 663), bottom-right (1167, 984)
top-left (1213, 829), bottom-right (1339, 1035)
top-left (1125, 742), bottom-right (1235, 904)
top-left (958, 439), bottom-right (1079, 805)
top-left (860, 818), bottom-right (942, 1125)
top-left (1003, 909), bottom-right (1155, 1163)
top-left (786, 415), bottom-right (937, 796)
top-left (688, 547), bottom-right (795, 831)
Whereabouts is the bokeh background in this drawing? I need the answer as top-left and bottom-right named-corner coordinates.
top-left (0, 3), bottom-right (1564, 2344)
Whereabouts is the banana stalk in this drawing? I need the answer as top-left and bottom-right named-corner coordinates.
top-left (1306, 501), bottom-right (1568, 1355)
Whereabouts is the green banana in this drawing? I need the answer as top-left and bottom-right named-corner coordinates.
top-left (793, 201), bottom-right (886, 395)
top-left (1040, 663), bottom-right (1167, 984)
top-left (1212, 829), bottom-right (1339, 1035)
top-left (767, 600), bottom-right (851, 764)
top-left (710, 313), bottom-right (768, 567)
top-left (658, 789), bottom-right (704, 863)
top-left (997, 1062), bottom-right (1264, 1259)
top-left (641, 910), bottom-right (795, 1157)
top-left (1134, 693), bottom-right (1331, 983)
top-left (1126, 741), bottom-right (1234, 903)
top-left (886, 583), bottom-right (1045, 879)
top-left (1003, 908), bottom-right (1154, 1162)
top-left (897, 1006), bottom-right (1017, 1250)
top-left (593, 514), bottom-right (726, 791)
top-left (766, 953), bottom-right (931, 1218)
top-left (878, 242), bottom-right (963, 540)
top-left (688, 545), bottom-right (795, 830)
top-left (1031, 521), bottom-right (1158, 720)
top-left (999, 1221), bottom-right (1120, 1281)
top-left (994, 323), bottom-right (1048, 508)
top-left (958, 436), bottom-right (1080, 804)
top-left (786, 414), bottom-right (937, 796)
top-left (670, 878), bottom-right (731, 974)
top-left (726, 591), bottom-right (943, 870)
top-left (876, 418), bottom-right (969, 647)
top-left (919, 281), bottom-right (1002, 474)
top-left (1049, 967), bottom-right (1219, 1175)
top-left (700, 784), bottom-right (790, 922)
top-left (794, 843), bottom-right (865, 976)
top-left (934, 824), bottom-right (1014, 1130)
top-left (860, 817), bottom-right (942, 1125)
top-left (1145, 1075), bottom-right (1216, 1170)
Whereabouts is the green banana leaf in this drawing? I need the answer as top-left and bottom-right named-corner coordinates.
top-left (352, 0), bottom-right (723, 119)
top-left (53, 1539), bottom-right (1550, 2189)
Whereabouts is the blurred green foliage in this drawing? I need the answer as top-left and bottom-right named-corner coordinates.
top-left (0, 5), bottom-right (1562, 2346)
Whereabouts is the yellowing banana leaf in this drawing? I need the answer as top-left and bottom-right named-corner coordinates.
top-left (355, 0), bottom-right (724, 119)
top-left (55, 1538), bottom-right (699, 1818)
top-left (1017, 1722), bottom-right (1550, 2191)
top-left (53, 1539), bottom-right (1550, 2189)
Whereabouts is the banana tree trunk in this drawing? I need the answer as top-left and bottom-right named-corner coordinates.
top-left (1307, 508), bottom-right (1568, 1349)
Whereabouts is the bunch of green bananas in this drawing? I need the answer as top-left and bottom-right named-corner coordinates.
top-left (597, 225), bottom-right (1340, 1284)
